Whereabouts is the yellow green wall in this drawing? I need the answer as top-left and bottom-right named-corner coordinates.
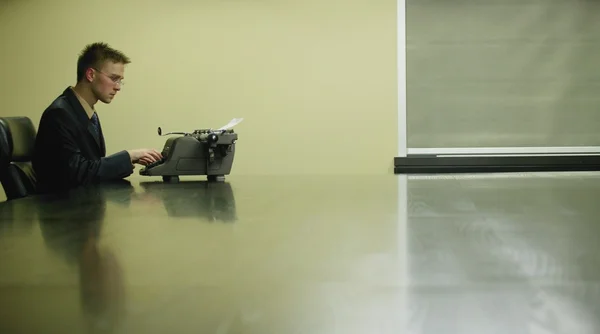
top-left (0, 0), bottom-right (398, 201)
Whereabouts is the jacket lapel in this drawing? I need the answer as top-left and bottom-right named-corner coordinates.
top-left (63, 87), bottom-right (103, 154)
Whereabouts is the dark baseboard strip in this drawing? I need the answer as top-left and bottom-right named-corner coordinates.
top-left (394, 155), bottom-right (600, 174)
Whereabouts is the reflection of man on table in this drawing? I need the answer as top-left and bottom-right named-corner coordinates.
top-left (38, 182), bottom-right (131, 332)
top-left (79, 232), bottom-right (125, 332)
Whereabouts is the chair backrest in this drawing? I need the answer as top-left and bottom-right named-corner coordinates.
top-left (0, 117), bottom-right (37, 200)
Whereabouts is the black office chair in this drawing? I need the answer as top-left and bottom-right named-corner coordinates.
top-left (0, 117), bottom-right (37, 200)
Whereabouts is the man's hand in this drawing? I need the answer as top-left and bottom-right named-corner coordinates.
top-left (127, 149), bottom-right (163, 165)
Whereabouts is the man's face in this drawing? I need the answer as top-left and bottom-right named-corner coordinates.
top-left (90, 61), bottom-right (125, 104)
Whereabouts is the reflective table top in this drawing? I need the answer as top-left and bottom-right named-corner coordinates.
top-left (1, 173), bottom-right (599, 333)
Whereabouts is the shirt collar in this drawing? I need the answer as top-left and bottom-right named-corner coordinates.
top-left (70, 86), bottom-right (95, 119)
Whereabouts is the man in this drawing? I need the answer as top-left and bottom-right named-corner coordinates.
top-left (33, 42), bottom-right (162, 194)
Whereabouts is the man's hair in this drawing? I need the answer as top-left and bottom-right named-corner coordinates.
top-left (76, 42), bottom-right (131, 82)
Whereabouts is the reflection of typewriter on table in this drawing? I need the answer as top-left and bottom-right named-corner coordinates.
top-left (139, 181), bottom-right (237, 222)
top-left (140, 118), bottom-right (242, 183)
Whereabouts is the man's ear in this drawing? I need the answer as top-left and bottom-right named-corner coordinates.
top-left (85, 68), bottom-right (95, 82)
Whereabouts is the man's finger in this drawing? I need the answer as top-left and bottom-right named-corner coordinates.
top-left (139, 155), bottom-right (154, 164)
top-left (149, 150), bottom-right (162, 160)
top-left (145, 153), bottom-right (158, 162)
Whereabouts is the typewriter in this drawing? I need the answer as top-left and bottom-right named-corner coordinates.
top-left (139, 125), bottom-right (239, 182)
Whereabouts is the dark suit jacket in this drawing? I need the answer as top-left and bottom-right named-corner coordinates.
top-left (33, 87), bottom-right (134, 194)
